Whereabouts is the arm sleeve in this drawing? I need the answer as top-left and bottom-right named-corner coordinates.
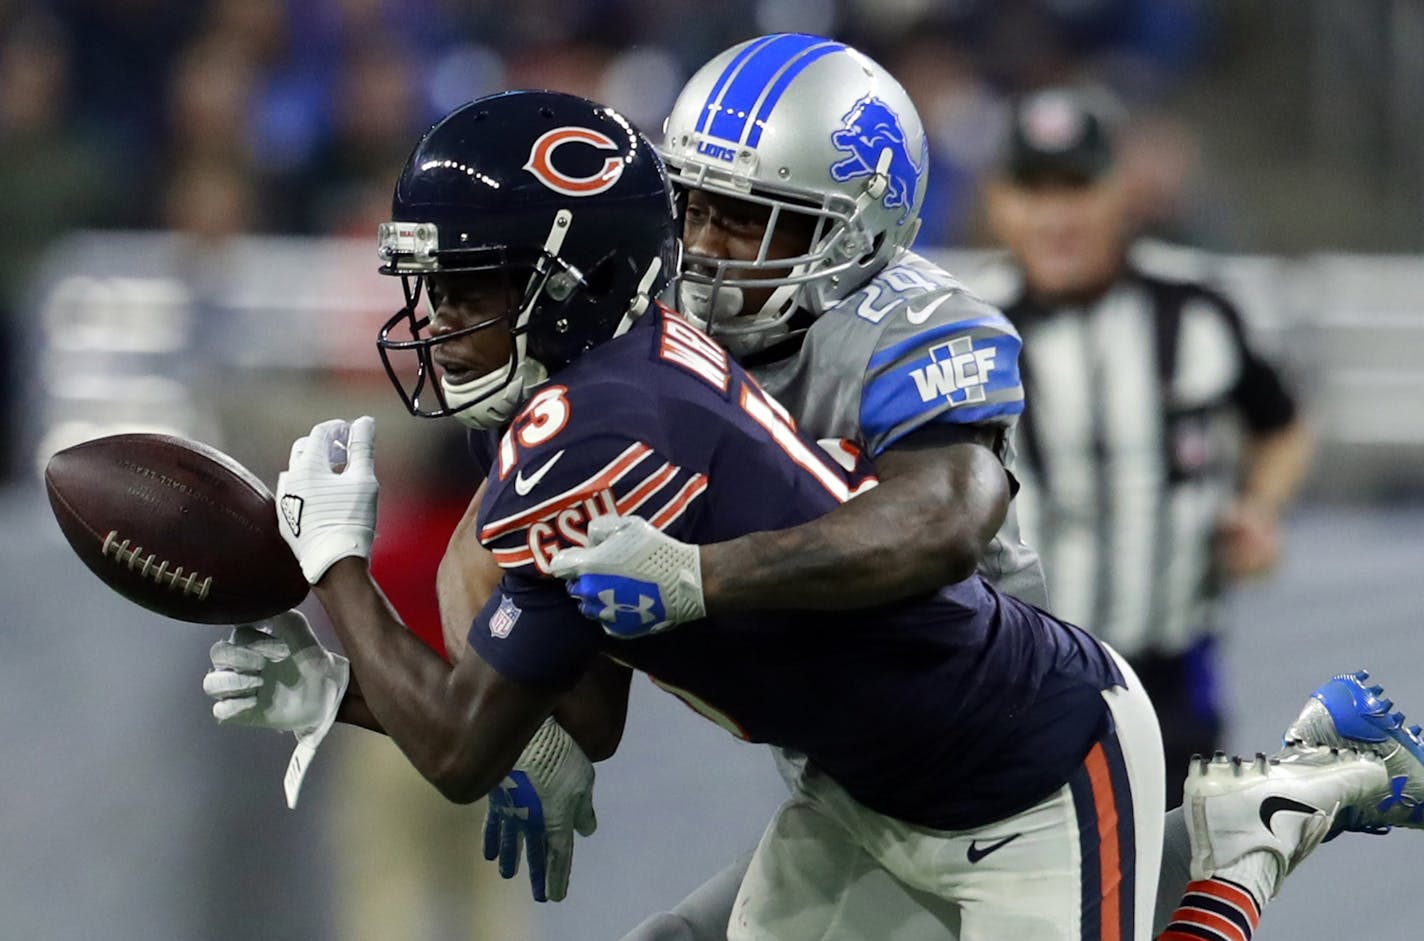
top-left (1206, 288), bottom-right (1299, 433)
top-left (1234, 348), bottom-right (1298, 432)
top-left (469, 424), bottom-right (712, 687)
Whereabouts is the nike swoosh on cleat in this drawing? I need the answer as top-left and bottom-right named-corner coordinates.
top-left (1259, 795), bottom-right (1322, 834)
top-left (514, 450), bottom-right (566, 496)
top-left (966, 832), bottom-right (1022, 864)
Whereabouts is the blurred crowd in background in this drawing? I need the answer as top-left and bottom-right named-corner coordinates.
top-left (6, 0), bottom-right (1424, 483)
top-left (0, 0), bottom-right (1221, 255)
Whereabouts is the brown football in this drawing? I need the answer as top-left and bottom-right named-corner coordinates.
top-left (44, 433), bottom-right (309, 624)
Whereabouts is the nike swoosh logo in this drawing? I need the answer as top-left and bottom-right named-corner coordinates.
top-left (514, 450), bottom-right (565, 497)
top-left (905, 291), bottom-right (955, 325)
top-left (1259, 795), bottom-right (1322, 834)
top-left (966, 832), bottom-right (1021, 864)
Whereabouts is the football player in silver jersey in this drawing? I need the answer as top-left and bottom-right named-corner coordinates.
top-left (546, 32), bottom-right (1161, 940)
top-left (656, 34), bottom-right (1047, 613)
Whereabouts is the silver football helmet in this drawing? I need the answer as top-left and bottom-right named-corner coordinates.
top-left (661, 33), bottom-right (928, 353)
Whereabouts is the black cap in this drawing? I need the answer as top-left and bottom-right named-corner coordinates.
top-left (1002, 88), bottom-right (1118, 185)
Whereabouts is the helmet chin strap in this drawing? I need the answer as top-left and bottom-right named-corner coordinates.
top-left (678, 280), bottom-right (744, 333)
top-left (613, 255), bottom-right (665, 337)
top-left (442, 349), bottom-right (549, 430)
top-left (681, 278), bottom-right (802, 357)
top-left (726, 282), bottom-right (798, 355)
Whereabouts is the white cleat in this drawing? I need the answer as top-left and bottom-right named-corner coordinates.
top-left (1184, 743), bottom-right (1389, 893)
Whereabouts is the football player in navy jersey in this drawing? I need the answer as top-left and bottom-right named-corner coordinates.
top-left (232, 89), bottom-right (1168, 940)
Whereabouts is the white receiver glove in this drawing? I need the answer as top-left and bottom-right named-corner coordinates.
top-left (203, 609), bottom-right (350, 809)
top-left (484, 718), bottom-right (597, 902)
top-left (276, 416), bottom-right (379, 584)
top-left (549, 514), bottom-right (704, 638)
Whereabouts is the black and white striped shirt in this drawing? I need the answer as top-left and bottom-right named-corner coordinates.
top-left (997, 266), bottom-right (1297, 657)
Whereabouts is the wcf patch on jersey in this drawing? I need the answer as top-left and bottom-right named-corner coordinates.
top-left (489, 595), bottom-right (523, 638)
top-left (910, 336), bottom-right (998, 404)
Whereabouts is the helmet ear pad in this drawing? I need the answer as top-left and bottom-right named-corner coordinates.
top-left (523, 247), bottom-right (627, 367)
top-left (579, 249), bottom-right (622, 297)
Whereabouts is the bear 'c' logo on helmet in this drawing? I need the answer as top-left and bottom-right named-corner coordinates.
top-left (827, 95), bottom-right (923, 224)
top-left (523, 127), bottom-right (626, 196)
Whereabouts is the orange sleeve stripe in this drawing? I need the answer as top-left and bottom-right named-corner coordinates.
top-left (480, 443), bottom-right (652, 541)
top-left (1195, 881), bottom-right (1260, 927)
top-left (649, 476), bottom-right (709, 530)
top-left (615, 463), bottom-right (678, 516)
top-left (491, 546), bottom-right (535, 569)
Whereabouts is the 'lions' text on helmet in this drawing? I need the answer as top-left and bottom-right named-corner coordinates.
top-left (661, 33), bottom-right (928, 354)
top-left (377, 90), bottom-right (679, 429)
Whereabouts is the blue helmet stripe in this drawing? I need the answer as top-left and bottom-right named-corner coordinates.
top-left (696, 34), bottom-right (782, 135)
top-left (703, 33), bottom-right (823, 143)
top-left (744, 41), bottom-right (844, 147)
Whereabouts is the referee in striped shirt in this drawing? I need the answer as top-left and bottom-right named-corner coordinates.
top-left (981, 88), bottom-right (1314, 805)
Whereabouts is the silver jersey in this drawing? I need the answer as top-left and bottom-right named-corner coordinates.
top-left (751, 249), bottom-right (1047, 606)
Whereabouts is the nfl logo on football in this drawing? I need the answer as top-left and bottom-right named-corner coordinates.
top-left (489, 595), bottom-right (522, 638)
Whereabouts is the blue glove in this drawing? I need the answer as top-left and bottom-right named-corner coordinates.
top-left (549, 514), bottom-right (704, 638)
top-left (484, 719), bottom-right (596, 902)
top-left (485, 771), bottom-right (549, 899)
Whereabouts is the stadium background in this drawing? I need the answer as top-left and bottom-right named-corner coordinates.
top-left (2, 1), bottom-right (1422, 939)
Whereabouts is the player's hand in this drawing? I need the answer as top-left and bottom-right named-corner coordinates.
top-left (549, 514), bottom-right (704, 637)
top-left (484, 718), bottom-right (597, 903)
top-left (1214, 497), bottom-right (1280, 580)
top-left (275, 416), bottom-right (379, 584)
top-left (203, 609), bottom-right (351, 809)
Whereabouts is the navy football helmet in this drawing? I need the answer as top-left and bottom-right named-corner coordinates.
top-left (377, 90), bottom-right (679, 428)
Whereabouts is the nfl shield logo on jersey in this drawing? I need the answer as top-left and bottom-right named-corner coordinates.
top-left (489, 595), bottom-right (522, 638)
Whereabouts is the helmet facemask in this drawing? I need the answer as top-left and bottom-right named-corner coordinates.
top-left (376, 92), bottom-right (679, 427)
top-left (660, 34), bottom-right (931, 353)
top-left (668, 147), bottom-right (914, 356)
top-left (377, 210), bottom-right (609, 429)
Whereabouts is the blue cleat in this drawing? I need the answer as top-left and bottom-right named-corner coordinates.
top-left (1284, 670), bottom-right (1424, 833)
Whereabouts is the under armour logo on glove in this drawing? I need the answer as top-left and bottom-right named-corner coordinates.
top-left (582, 580), bottom-right (668, 635)
top-left (486, 771), bottom-right (551, 900)
top-left (549, 514), bottom-right (704, 638)
top-left (484, 719), bottom-right (597, 903)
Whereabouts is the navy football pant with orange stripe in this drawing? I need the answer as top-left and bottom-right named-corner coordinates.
top-left (725, 647), bottom-right (1165, 941)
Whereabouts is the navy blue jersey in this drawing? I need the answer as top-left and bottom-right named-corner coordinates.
top-left (466, 308), bottom-right (1123, 830)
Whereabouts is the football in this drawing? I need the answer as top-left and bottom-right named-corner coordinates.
top-left (45, 433), bottom-right (309, 624)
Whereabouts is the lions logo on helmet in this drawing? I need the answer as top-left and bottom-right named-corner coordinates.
top-left (829, 95), bottom-right (925, 225)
